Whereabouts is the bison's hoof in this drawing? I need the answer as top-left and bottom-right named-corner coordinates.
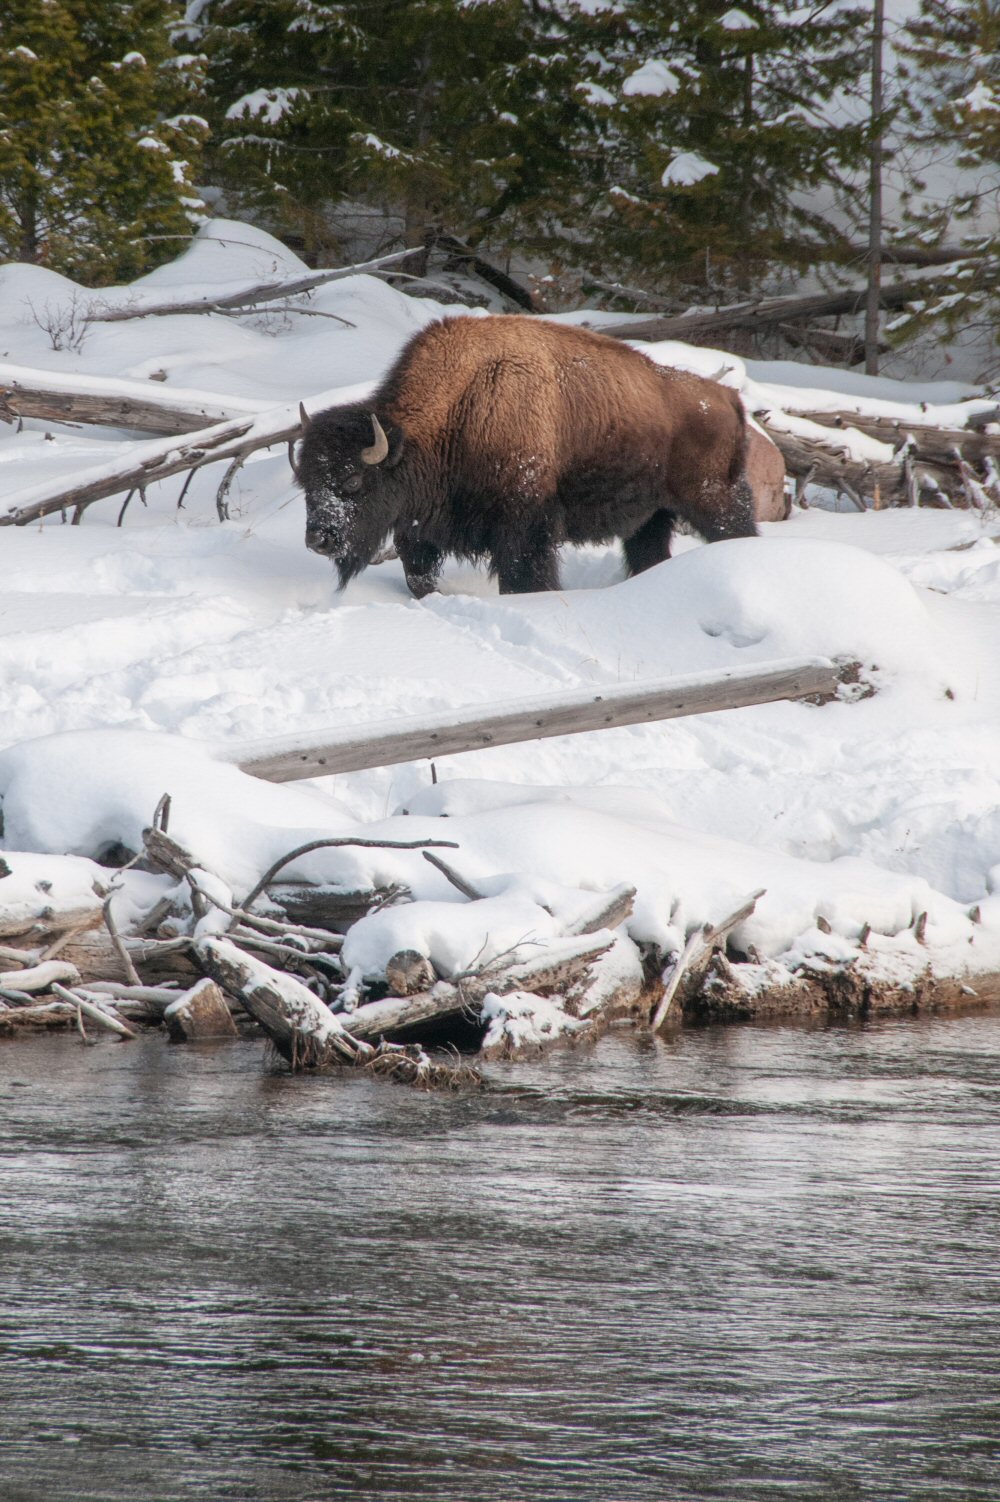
top-left (405, 575), bottom-right (439, 600)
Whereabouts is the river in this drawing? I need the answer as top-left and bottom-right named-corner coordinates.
top-left (3, 1014), bottom-right (1000, 1501)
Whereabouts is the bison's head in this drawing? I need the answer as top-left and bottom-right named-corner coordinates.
top-left (295, 403), bottom-right (404, 587)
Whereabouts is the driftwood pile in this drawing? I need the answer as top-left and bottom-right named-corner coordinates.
top-left (5, 810), bottom-right (996, 1089)
top-left (0, 820), bottom-right (659, 1087)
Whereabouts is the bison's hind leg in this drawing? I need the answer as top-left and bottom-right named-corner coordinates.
top-left (623, 508), bottom-right (676, 575)
top-left (396, 535), bottom-right (444, 598)
top-left (696, 476), bottom-right (758, 542)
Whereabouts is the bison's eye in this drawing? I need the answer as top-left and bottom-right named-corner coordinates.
top-left (343, 474), bottom-right (363, 494)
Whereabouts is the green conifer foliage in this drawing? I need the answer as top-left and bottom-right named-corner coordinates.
top-left (896, 0), bottom-right (1000, 360)
top-left (186, 0), bottom-right (605, 264)
top-left (0, 0), bottom-right (207, 283)
top-left (571, 0), bottom-right (869, 297)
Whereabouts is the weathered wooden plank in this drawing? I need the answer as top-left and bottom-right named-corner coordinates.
top-left (231, 657), bottom-right (842, 783)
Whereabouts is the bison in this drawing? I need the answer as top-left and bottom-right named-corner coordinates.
top-left (296, 315), bottom-right (755, 596)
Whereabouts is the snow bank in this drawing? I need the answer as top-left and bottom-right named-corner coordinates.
top-left (2, 221), bottom-right (1000, 1023)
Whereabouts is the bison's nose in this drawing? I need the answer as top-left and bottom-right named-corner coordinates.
top-left (305, 525), bottom-right (330, 554)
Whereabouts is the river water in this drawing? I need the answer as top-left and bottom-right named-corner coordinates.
top-left (3, 1014), bottom-right (1000, 1502)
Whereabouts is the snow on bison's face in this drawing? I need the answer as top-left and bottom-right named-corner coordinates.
top-left (296, 406), bottom-right (403, 587)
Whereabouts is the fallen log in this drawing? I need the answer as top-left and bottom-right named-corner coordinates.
top-left (195, 935), bottom-right (355, 1066)
top-left (263, 883), bottom-right (409, 931)
top-left (52, 985), bottom-right (138, 1039)
top-left (0, 1002), bottom-right (75, 1030)
top-left (0, 362), bottom-right (264, 435)
top-left (0, 378), bottom-right (374, 528)
top-left (597, 274), bottom-right (954, 345)
top-left (81, 981), bottom-right (185, 1012)
top-left (564, 884), bottom-right (636, 937)
top-left (344, 984), bottom-right (470, 1042)
top-left (795, 408), bottom-right (1000, 469)
top-left (82, 249), bottom-right (417, 323)
top-left (756, 415), bottom-right (965, 507)
top-left (0, 905), bottom-right (103, 944)
top-left (0, 412), bottom-right (259, 527)
top-left (0, 959), bottom-right (81, 994)
top-left (231, 657), bottom-right (844, 783)
top-left (488, 931), bottom-right (616, 998)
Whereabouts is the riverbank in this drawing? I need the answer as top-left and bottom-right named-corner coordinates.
top-left (3, 821), bottom-right (999, 1077)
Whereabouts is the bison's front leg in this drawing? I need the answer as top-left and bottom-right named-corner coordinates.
top-left (492, 520), bottom-right (560, 594)
top-left (395, 535), bottom-right (443, 599)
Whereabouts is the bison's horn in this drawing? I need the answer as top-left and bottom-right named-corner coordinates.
top-left (361, 412), bottom-right (390, 465)
top-left (299, 401), bottom-right (311, 430)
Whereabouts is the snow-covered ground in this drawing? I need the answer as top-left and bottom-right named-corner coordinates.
top-left (3, 221), bottom-right (1000, 1013)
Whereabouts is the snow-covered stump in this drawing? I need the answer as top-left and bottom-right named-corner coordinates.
top-left (163, 979), bottom-right (239, 1041)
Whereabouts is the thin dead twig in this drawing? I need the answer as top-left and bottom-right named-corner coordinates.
top-left (240, 835), bottom-right (459, 911)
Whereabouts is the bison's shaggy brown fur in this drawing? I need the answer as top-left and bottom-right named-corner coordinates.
top-left (298, 315), bottom-right (755, 596)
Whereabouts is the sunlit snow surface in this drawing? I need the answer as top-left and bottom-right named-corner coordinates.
top-left (3, 220), bottom-right (1000, 994)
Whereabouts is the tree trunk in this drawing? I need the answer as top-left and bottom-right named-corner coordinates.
top-left (865, 0), bottom-right (885, 375)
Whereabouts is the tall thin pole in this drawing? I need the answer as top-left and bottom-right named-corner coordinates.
top-left (865, 0), bottom-right (885, 375)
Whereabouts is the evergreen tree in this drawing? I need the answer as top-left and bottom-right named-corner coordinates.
top-left (895, 0), bottom-right (1000, 360)
top-left (190, 0), bottom-right (874, 304)
top-left (0, 0), bottom-right (207, 283)
top-left (184, 0), bottom-right (606, 264)
top-left (566, 0), bottom-right (870, 299)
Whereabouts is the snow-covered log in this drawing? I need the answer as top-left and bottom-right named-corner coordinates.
top-left (81, 249), bottom-right (417, 323)
top-left (0, 384), bottom-right (357, 527)
top-left (0, 412), bottom-right (261, 526)
top-left (195, 935), bottom-right (354, 1065)
top-left (232, 658), bottom-right (844, 782)
top-left (796, 408), bottom-right (1000, 468)
top-left (0, 362), bottom-right (264, 434)
top-left (599, 275), bottom-right (958, 345)
top-left (756, 413), bottom-right (975, 508)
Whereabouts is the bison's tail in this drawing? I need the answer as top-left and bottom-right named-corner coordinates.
top-left (723, 392), bottom-right (757, 538)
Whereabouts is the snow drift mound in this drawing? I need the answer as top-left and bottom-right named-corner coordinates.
top-left (496, 536), bottom-right (945, 685)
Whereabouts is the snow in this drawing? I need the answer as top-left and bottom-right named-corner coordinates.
top-left (480, 990), bottom-right (584, 1052)
top-left (226, 88), bottom-right (305, 124)
top-left (661, 152), bottom-right (720, 187)
top-left (3, 219), bottom-right (1000, 1015)
top-left (577, 81), bottom-right (616, 107)
top-left (718, 9), bottom-right (759, 30)
top-left (963, 81), bottom-right (1000, 114)
top-left (623, 61), bottom-right (680, 98)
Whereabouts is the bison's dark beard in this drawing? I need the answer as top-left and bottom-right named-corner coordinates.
top-left (333, 549), bottom-right (373, 588)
